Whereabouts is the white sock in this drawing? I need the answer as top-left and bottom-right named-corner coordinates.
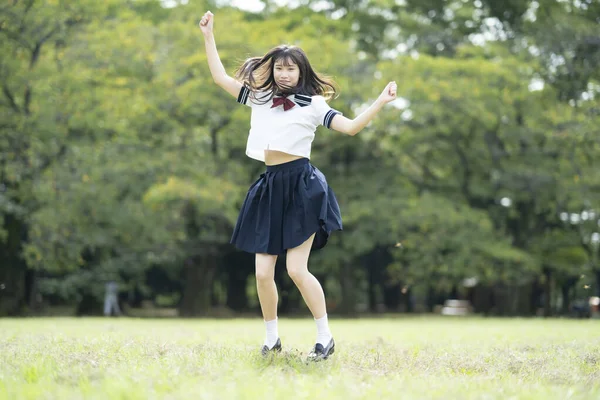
top-left (264, 318), bottom-right (279, 349)
top-left (315, 314), bottom-right (332, 346)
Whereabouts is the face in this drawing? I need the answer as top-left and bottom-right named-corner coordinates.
top-left (273, 58), bottom-right (300, 90)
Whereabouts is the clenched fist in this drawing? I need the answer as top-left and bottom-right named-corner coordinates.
top-left (378, 81), bottom-right (398, 104)
top-left (199, 11), bottom-right (214, 36)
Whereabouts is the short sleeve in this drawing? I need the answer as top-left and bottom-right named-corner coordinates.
top-left (237, 86), bottom-right (253, 107)
top-left (237, 87), bottom-right (270, 108)
top-left (312, 96), bottom-right (342, 129)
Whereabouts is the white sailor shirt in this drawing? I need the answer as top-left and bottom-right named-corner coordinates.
top-left (237, 87), bottom-right (342, 162)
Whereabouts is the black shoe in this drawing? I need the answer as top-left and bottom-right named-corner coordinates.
top-left (307, 338), bottom-right (335, 361)
top-left (261, 338), bottom-right (282, 356)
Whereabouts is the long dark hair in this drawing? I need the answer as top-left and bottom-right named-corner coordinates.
top-left (234, 45), bottom-right (338, 103)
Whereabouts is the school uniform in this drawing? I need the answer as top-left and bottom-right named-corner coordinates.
top-left (230, 87), bottom-right (344, 255)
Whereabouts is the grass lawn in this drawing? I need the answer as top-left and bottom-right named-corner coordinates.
top-left (0, 316), bottom-right (598, 399)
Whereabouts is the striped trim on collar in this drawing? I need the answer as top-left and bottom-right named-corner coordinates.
top-left (238, 88), bottom-right (315, 108)
top-left (293, 94), bottom-right (312, 107)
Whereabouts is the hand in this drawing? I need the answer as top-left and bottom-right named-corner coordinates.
top-left (199, 11), bottom-right (214, 36)
top-left (378, 81), bottom-right (397, 104)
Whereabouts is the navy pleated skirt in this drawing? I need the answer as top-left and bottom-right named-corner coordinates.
top-left (230, 158), bottom-right (343, 255)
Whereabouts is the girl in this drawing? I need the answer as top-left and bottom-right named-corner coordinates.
top-left (199, 11), bottom-right (397, 361)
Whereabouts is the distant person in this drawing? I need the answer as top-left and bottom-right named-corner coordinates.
top-left (104, 281), bottom-right (121, 317)
top-left (199, 11), bottom-right (397, 361)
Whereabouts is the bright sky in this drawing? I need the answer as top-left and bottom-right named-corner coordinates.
top-left (225, 0), bottom-right (266, 12)
top-left (224, 0), bottom-right (310, 12)
top-left (161, 0), bottom-right (299, 12)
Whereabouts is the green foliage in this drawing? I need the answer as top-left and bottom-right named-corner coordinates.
top-left (1, 0), bottom-right (599, 313)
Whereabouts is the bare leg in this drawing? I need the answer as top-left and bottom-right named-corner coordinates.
top-left (287, 233), bottom-right (333, 351)
top-left (256, 253), bottom-right (280, 350)
top-left (286, 233), bottom-right (326, 319)
top-left (255, 253), bottom-right (278, 321)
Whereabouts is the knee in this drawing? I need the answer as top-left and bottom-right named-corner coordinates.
top-left (255, 265), bottom-right (274, 284)
top-left (255, 254), bottom-right (276, 284)
top-left (286, 264), bottom-right (306, 283)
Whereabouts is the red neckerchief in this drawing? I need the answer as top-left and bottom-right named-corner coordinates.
top-left (271, 95), bottom-right (296, 111)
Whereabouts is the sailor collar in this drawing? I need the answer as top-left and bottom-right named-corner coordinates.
top-left (271, 93), bottom-right (312, 107)
top-left (238, 87), bottom-right (314, 108)
top-left (289, 94), bottom-right (312, 107)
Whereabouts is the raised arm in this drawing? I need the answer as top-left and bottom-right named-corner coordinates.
top-left (199, 11), bottom-right (242, 98)
top-left (330, 81), bottom-right (397, 136)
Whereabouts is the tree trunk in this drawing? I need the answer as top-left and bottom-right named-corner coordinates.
top-left (561, 282), bottom-right (570, 315)
top-left (404, 286), bottom-right (414, 313)
top-left (226, 269), bottom-right (250, 312)
top-left (384, 282), bottom-right (402, 311)
top-left (493, 283), bottom-right (509, 316)
top-left (471, 285), bottom-right (492, 315)
top-left (0, 264), bottom-right (26, 316)
top-left (426, 285), bottom-right (435, 312)
top-left (223, 249), bottom-right (253, 312)
top-left (338, 261), bottom-right (356, 315)
top-left (543, 268), bottom-right (552, 317)
top-left (25, 269), bottom-right (42, 312)
top-left (179, 253), bottom-right (218, 317)
top-left (560, 277), bottom-right (578, 315)
top-left (529, 279), bottom-right (540, 316)
top-left (595, 269), bottom-right (600, 297)
top-left (450, 284), bottom-right (459, 299)
top-left (367, 258), bottom-right (377, 312)
top-left (0, 215), bottom-right (28, 316)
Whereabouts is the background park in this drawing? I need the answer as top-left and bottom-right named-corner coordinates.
top-left (1, 0), bottom-right (599, 399)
